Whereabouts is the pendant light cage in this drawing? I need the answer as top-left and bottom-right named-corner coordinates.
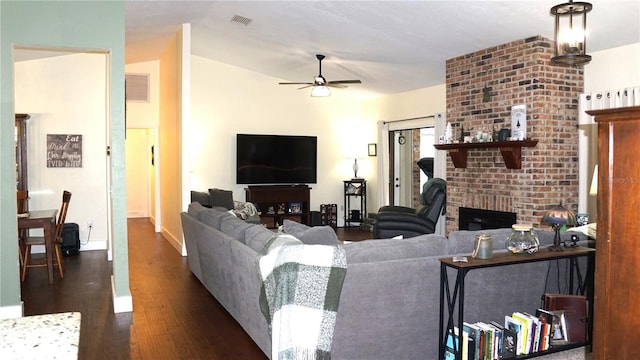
top-left (550, 0), bottom-right (593, 66)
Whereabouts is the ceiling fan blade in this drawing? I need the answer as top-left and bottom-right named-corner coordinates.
top-left (279, 82), bottom-right (314, 86)
top-left (281, 55), bottom-right (360, 93)
top-left (328, 80), bottom-right (362, 85)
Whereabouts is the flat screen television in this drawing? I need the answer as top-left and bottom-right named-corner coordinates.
top-left (236, 134), bottom-right (317, 184)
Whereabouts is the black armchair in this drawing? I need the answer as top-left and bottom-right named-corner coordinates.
top-left (373, 178), bottom-right (446, 239)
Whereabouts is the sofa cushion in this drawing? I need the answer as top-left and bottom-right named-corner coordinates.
top-left (199, 207), bottom-right (235, 230)
top-left (246, 225), bottom-right (276, 252)
top-left (187, 201), bottom-right (209, 220)
top-left (209, 188), bottom-right (235, 210)
top-left (220, 216), bottom-right (254, 244)
top-left (343, 233), bottom-right (447, 263)
top-left (283, 219), bottom-right (340, 245)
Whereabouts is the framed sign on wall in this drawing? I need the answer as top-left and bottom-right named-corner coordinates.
top-left (47, 134), bottom-right (82, 168)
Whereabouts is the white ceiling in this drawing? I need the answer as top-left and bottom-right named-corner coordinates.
top-left (21, 1), bottom-right (640, 98)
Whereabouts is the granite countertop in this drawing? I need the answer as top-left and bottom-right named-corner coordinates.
top-left (0, 312), bottom-right (81, 359)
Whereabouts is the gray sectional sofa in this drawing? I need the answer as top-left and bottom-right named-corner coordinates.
top-left (180, 202), bottom-right (593, 360)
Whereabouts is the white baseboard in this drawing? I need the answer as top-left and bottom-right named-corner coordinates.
top-left (80, 240), bottom-right (107, 251)
top-left (30, 240), bottom-right (107, 255)
top-left (161, 227), bottom-right (183, 255)
top-left (111, 275), bottom-right (133, 313)
top-left (0, 303), bottom-right (24, 320)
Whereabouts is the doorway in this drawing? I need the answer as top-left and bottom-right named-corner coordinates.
top-left (13, 47), bottom-right (111, 252)
top-left (125, 128), bottom-right (153, 218)
top-left (389, 127), bottom-right (436, 208)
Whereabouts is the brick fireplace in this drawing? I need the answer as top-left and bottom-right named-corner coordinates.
top-left (444, 36), bottom-right (582, 233)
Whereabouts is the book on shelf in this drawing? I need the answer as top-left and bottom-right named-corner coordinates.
top-left (489, 321), bottom-right (507, 359)
top-left (535, 308), bottom-right (554, 351)
top-left (474, 322), bottom-right (494, 360)
top-left (499, 319), bottom-right (517, 359)
top-left (444, 327), bottom-right (459, 360)
top-left (463, 322), bottom-right (480, 360)
top-left (522, 312), bottom-right (542, 353)
top-left (511, 312), bottom-right (534, 355)
top-left (543, 293), bottom-right (588, 343)
top-left (504, 315), bottom-right (524, 356)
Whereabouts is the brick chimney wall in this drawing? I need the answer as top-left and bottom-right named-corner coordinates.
top-left (444, 36), bottom-right (583, 233)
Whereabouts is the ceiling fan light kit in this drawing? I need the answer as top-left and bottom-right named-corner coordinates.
top-left (279, 54), bottom-right (361, 97)
top-left (311, 86), bottom-right (331, 97)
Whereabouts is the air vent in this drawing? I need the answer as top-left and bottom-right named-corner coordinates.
top-left (230, 14), bottom-right (252, 26)
top-left (125, 74), bottom-right (149, 102)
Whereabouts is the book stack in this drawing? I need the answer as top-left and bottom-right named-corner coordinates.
top-left (445, 308), bottom-right (571, 360)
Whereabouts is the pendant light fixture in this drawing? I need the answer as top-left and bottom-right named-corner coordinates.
top-left (550, 0), bottom-right (593, 66)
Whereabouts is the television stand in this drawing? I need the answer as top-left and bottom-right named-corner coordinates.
top-left (245, 185), bottom-right (311, 228)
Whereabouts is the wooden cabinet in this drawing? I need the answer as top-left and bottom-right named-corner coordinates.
top-left (15, 114), bottom-right (30, 191)
top-left (245, 185), bottom-right (311, 228)
top-left (587, 106), bottom-right (640, 359)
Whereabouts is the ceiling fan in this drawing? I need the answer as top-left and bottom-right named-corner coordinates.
top-left (279, 54), bottom-right (361, 96)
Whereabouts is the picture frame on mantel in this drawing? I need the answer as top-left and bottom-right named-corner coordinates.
top-left (511, 104), bottom-right (526, 140)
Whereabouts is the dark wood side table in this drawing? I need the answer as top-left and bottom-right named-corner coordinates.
top-left (438, 247), bottom-right (595, 360)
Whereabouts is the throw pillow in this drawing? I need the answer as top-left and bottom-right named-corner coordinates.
top-left (283, 219), bottom-right (340, 245)
top-left (190, 190), bottom-right (212, 208)
top-left (208, 188), bottom-right (234, 210)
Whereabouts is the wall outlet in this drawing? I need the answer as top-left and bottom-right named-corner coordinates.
top-left (87, 220), bottom-right (93, 230)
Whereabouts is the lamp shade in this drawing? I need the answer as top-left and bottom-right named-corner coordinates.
top-left (589, 164), bottom-right (598, 195)
top-left (542, 203), bottom-right (576, 226)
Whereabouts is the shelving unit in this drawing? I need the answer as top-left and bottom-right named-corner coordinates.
top-left (245, 185), bottom-right (311, 228)
top-left (320, 204), bottom-right (338, 228)
top-left (343, 179), bottom-right (366, 228)
top-left (434, 139), bottom-right (538, 169)
top-left (15, 114), bottom-right (30, 192)
top-left (438, 247), bottom-right (595, 360)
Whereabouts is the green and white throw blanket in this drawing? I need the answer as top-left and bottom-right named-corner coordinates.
top-left (257, 234), bottom-right (347, 360)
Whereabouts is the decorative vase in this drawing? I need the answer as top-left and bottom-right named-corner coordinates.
top-left (505, 224), bottom-right (539, 254)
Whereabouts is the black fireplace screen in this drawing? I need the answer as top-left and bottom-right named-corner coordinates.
top-left (458, 207), bottom-right (516, 230)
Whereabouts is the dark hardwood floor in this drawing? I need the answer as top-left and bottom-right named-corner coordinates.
top-left (21, 218), bottom-right (373, 359)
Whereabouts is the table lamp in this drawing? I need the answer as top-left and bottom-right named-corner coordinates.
top-left (542, 202), bottom-right (576, 251)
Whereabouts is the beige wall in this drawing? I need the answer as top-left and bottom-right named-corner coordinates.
top-left (585, 43), bottom-right (640, 92)
top-left (189, 55), bottom-right (374, 219)
top-left (158, 28), bottom-right (185, 252)
top-left (362, 84), bottom-right (446, 122)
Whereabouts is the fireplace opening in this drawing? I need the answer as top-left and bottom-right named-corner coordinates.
top-left (459, 207), bottom-right (517, 230)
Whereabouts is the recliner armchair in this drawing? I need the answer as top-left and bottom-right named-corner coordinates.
top-left (373, 178), bottom-right (446, 239)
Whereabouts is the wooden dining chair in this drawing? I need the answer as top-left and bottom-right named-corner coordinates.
top-left (17, 190), bottom-right (29, 275)
top-left (17, 190), bottom-right (28, 214)
top-left (20, 190), bottom-right (72, 282)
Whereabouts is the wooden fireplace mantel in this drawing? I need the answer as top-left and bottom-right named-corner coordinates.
top-left (433, 139), bottom-right (538, 169)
